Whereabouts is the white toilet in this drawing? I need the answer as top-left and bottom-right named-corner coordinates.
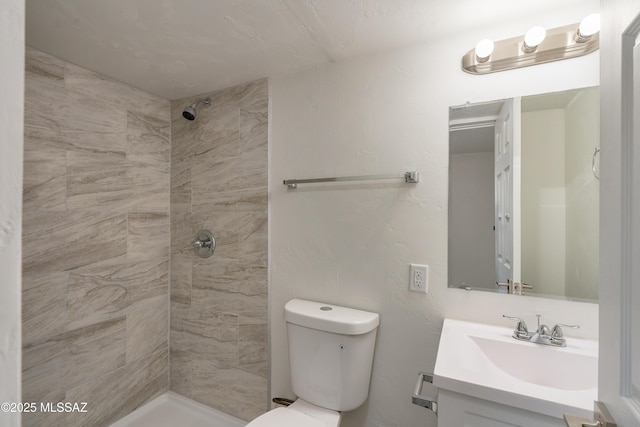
top-left (247, 299), bottom-right (380, 427)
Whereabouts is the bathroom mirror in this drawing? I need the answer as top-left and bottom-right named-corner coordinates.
top-left (447, 86), bottom-right (599, 302)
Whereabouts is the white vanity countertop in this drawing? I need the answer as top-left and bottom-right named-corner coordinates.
top-left (433, 318), bottom-right (598, 419)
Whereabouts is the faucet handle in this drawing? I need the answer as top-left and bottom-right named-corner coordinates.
top-left (502, 315), bottom-right (529, 337)
top-left (551, 323), bottom-right (580, 338)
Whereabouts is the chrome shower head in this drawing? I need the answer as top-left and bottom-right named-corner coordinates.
top-left (182, 106), bottom-right (196, 121)
top-left (182, 97), bottom-right (211, 121)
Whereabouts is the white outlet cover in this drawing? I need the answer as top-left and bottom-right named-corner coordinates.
top-left (409, 264), bottom-right (429, 293)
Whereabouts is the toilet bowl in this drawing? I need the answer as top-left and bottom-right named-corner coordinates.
top-left (246, 399), bottom-right (341, 427)
top-left (245, 299), bottom-right (379, 427)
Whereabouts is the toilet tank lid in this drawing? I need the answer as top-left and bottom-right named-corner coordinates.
top-left (284, 299), bottom-right (379, 335)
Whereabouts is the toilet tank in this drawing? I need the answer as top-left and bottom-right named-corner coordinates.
top-left (284, 299), bottom-right (379, 412)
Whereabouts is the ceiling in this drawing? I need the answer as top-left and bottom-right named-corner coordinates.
top-left (26, 0), bottom-right (593, 100)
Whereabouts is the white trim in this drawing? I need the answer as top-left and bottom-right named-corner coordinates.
top-left (620, 8), bottom-right (640, 407)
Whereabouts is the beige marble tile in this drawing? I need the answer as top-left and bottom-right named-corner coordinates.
top-left (66, 150), bottom-right (130, 210)
top-left (239, 108), bottom-right (268, 157)
top-left (125, 259), bottom-right (169, 302)
top-left (59, 89), bottom-right (128, 154)
top-left (127, 110), bottom-right (170, 165)
top-left (127, 212), bottom-right (170, 262)
top-left (126, 295), bottom-right (168, 364)
top-left (192, 184), bottom-right (267, 212)
top-left (170, 212), bottom-right (193, 255)
top-left (23, 318), bottom-right (127, 402)
top-left (170, 100), bottom-right (190, 136)
top-left (191, 263), bottom-right (267, 318)
top-left (22, 48), bottom-right (173, 427)
top-left (23, 79), bottom-right (68, 150)
top-left (197, 107), bottom-right (240, 160)
top-left (127, 161), bottom-right (170, 212)
top-left (170, 162), bottom-right (191, 210)
top-left (189, 132), bottom-right (267, 212)
top-left (66, 259), bottom-right (168, 330)
top-left (171, 329), bottom-right (238, 369)
top-left (22, 140), bottom-right (67, 211)
top-left (237, 211), bottom-right (268, 267)
top-left (64, 346), bottom-right (168, 427)
top-left (25, 47), bottom-right (65, 85)
top-left (21, 389), bottom-right (67, 427)
top-left (170, 253), bottom-right (192, 305)
top-left (190, 132), bottom-right (240, 194)
top-left (239, 109), bottom-right (268, 187)
top-left (22, 211), bottom-right (127, 273)
top-left (66, 280), bottom-right (128, 331)
top-left (239, 320), bottom-right (268, 378)
top-left (22, 270), bottom-right (68, 345)
top-left (190, 212), bottom-right (240, 263)
top-left (171, 308), bottom-right (238, 366)
top-left (169, 347), bottom-right (192, 396)
top-left (65, 62), bottom-right (169, 121)
top-left (211, 79), bottom-right (268, 113)
top-left (171, 211), bottom-right (240, 260)
top-left (234, 79), bottom-right (269, 110)
top-left (24, 52), bottom-right (131, 153)
top-left (190, 287), bottom-right (267, 321)
top-left (191, 359), bottom-right (268, 421)
top-left (169, 258), bottom-right (190, 310)
top-left (169, 119), bottom-right (201, 164)
top-left (67, 151), bottom-right (168, 212)
top-left (168, 78), bottom-right (268, 422)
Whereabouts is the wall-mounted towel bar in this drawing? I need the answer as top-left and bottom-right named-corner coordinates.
top-left (283, 171), bottom-right (419, 189)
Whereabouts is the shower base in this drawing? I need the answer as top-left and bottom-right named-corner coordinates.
top-left (110, 392), bottom-right (247, 427)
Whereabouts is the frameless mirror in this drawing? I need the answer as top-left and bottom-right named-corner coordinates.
top-left (447, 86), bottom-right (599, 302)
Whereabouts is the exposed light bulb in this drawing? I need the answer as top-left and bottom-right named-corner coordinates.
top-left (577, 13), bottom-right (600, 42)
top-left (523, 26), bottom-right (546, 52)
top-left (475, 39), bottom-right (494, 63)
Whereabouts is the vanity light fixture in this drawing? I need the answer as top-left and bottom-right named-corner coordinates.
top-left (463, 14), bottom-right (600, 74)
top-left (523, 26), bottom-right (546, 53)
top-left (576, 13), bottom-right (601, 42)
top-left (475, 39), bottom-right (495, 62)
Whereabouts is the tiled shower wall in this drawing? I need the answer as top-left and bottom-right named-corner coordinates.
top-left (169, 80), bottom-right (269, 421)
top-left (22, 48), bottom-right (171, 426)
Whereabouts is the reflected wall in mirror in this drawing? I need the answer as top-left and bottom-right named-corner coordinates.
top-left (447, 86), bottom-right (599, 302)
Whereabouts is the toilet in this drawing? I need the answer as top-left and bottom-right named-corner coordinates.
top-left (247, 299), bottom-right (380, 427)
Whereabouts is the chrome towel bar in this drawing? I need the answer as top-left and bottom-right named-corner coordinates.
top-left (283, 171), bottom-right (419, 189)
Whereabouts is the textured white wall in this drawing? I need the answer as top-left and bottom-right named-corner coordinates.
top-left (0, 0), bottom-right (24, 425)
top-left (270, 3), bottom-right (600, 427)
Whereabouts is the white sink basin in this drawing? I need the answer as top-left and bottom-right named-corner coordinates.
top-left (433, 318), bottom-right (598, 419)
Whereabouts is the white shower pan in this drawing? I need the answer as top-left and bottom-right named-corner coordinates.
top-left (110, 392), bottom-right (247, 427)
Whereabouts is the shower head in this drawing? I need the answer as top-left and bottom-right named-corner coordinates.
top-left (182, 97), bottom-right (211, 121)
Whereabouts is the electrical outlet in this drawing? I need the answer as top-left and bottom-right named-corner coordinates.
top-left (409, 264), bottom-right (429, 293)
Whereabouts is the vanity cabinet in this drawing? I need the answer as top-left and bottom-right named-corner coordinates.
top-left (438, 390), bottom-right (565, 427)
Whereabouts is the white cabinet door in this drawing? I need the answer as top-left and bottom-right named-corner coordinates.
top-left (438, 390), bottom-right (563, 427)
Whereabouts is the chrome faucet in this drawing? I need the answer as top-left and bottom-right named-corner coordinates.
top-left (502, 314), bottom-right (579, 347)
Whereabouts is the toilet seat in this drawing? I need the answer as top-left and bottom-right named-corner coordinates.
top-left (246, 399), bottom-right (340, 427)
